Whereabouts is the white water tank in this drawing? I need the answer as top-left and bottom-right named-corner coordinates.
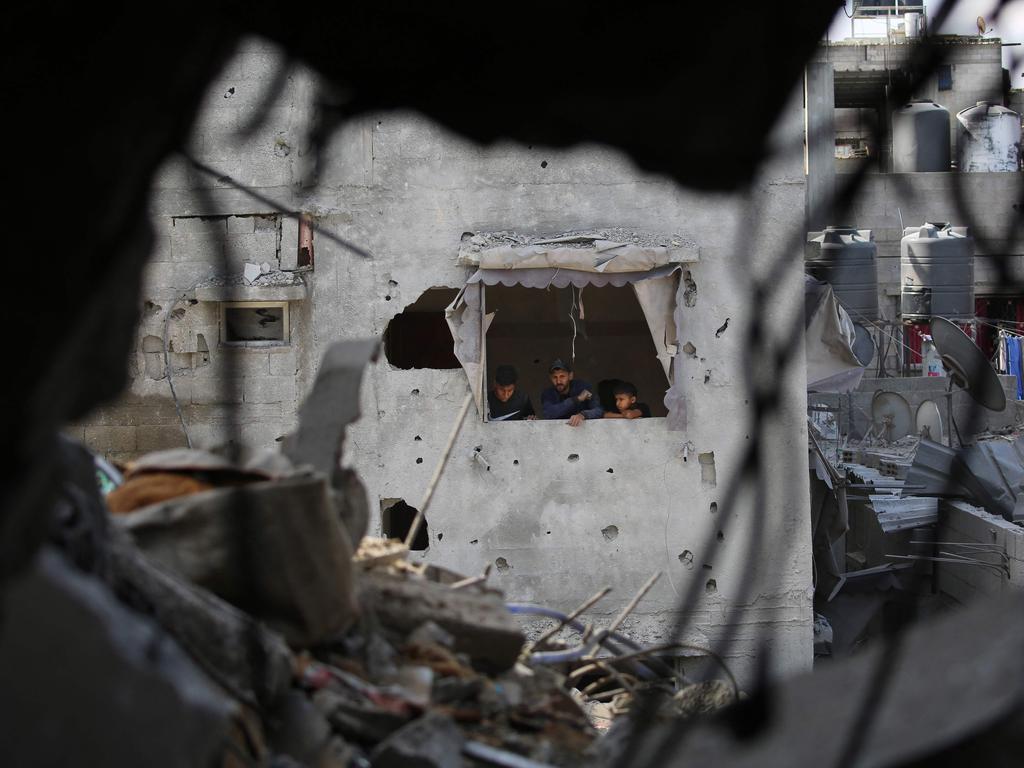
top-left (893, 101), bottom-right (951, 172)
top-left (904, 12), bottom-right (921, 39)
top-left (956, 102), bottom-right (1022, 172)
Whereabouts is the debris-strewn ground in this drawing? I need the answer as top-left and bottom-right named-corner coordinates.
top-left (74, 445), bottom-right (740, 767)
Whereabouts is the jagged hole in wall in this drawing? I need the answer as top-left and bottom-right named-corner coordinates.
top-left (484, 284), bottom-right (669, 416)
top-left (380, 498), bottom-right (428, 551)
top-left (384, 287), bottom-right (461, 369)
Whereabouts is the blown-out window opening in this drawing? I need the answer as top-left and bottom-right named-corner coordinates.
top-left (446, 265), bottom-right (689, 430)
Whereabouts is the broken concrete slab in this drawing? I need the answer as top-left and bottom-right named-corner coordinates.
top-left (108, 539), bottom-right (294, 709)
top-left (359, 572), bottom-right (525, 672)
top-left (115, 473), bottom-right (358, 647)
top-left (0, 547), bottom-right (233, 766)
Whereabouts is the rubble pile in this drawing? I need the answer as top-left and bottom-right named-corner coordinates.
top-left (65, 442), bottom-right (738, 767)
top-left (5, 342), bottom-right (740, 766)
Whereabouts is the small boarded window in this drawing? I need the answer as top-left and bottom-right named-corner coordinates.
top-left (220, 301), bottom-right (289, 346)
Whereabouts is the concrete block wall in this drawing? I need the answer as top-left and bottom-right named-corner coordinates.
top-left (74, 208), bottom-right (302, 464)
top-left (935, 500), bottom-right (1024, 604)
top-left (78, 38), bottom-right (814, 686)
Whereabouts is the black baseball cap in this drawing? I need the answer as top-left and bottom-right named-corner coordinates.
top-left (549, 358), bottom-right (573, 373)
top-left (495, 365), bottom-right (518, 385)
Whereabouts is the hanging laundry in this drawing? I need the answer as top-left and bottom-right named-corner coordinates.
top-left (1006, 334), bottom-right (1023, 400)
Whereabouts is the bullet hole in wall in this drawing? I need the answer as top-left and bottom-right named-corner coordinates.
top-left (678, 550), bottom-right (693, 568)
top-left (437, 532), bottom-right (443, 541)
top-left (143, 301), bottom-right (162, 318)
top-left (568, 454), bottom-right (579, 463)
top-left (414, 435), bottom-right (422, 441)
top-left (416, 457), bottom-right (423, 464)
top-left (715, 318), bottom-right (730, 337)
top-left (495, 557), bottom-right (511, 572)
top-left (703, 563), bottom-right (713, 570)
top-left (384, 288), bottom-right (462, 369)
top-left (606, 468), bottom-right (614, 473)
top-left (706, 579), bottom-right (717, 593)
top-left (717, 530), bottom-right (725, 542)
top-left (699, 452), bottom-right (716, 487)
top-left (601, 525), bottom-right (619, 541)
top-left (546, 531), bottom-right (551, 535)
top-left (541, 160), bottom-right (548, 168)
top-left (710, 501), bottom-right (718, 514)
top-left (704, 370), bottom-right (711, 384)
top-left (411, 389), bottom-right (420, 395)
top-left (380, 499), bottom-right (428, 551)
top-left (389, 279), bottom-right (398, 288)
top-left (513, 459), bottom-right (519, 465)
top-left (223, 86), bottom-right (235, 98)
top-left (470, 539), bottom-right (478, 544)
top-left (683, 342), bottom-right (697, 358)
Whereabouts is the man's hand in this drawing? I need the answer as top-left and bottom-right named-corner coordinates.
top-left (526, 415), bottom-right (537, 421)
top-left (625, 409), bottom-right (642, 419)
top-left (567, 413), bottom-right (585, 427)
top-left (576, 389), bottom-right (592, 403)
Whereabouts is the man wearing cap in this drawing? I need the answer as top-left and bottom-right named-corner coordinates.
top-left (487, 364), bottom-right (536, 421)
top-left (541, 359), bottom-right (603, 427)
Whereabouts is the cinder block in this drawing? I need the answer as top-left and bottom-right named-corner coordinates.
top-left (227, 215), bottom-right (256, 234)
top-left (92, 403), bottom-right (182, 427)
top-left (124, 376), bottom-right (193, 405)
top-left (137, 425), bottom-right (189, 453)
top-left (171, 216), bottom-right (228, 236)
top-left (171, 233), bottom-right (225, 264)
top-left (240, 420), bottom-right (289, 453)
top-left (244, 375), bottom-right (297, 404)
top-left (280, 215), bottom-right (299, 270)
top-left (268, 348), bottom-right (298, 376)
top-left (150, 234), bottom-right (173, 263)
top-left (197, 350), bottom-right (270, 378)
top-left (191, 377), bottom-right (244, 404)
top-left (188, 402), bottom-right (283, 425)
top-left (225, 231), bottom-right (278, 264)
top-left (84, 425), bottom-right (137, 454)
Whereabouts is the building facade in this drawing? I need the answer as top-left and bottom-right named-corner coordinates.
top-left (71, 39), bottom-right (814, 684)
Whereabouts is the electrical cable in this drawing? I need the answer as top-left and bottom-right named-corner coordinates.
top-left (162, 294), bottom-right (193, 449)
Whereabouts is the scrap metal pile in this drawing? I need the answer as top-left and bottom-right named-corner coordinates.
top-left (2, 342), bottom-right (737, 767)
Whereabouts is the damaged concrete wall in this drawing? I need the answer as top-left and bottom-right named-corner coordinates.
top-left (77, 38), bottom-right (813, 685)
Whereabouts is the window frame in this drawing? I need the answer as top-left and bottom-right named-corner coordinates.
top-left (219, 300), bottom-right (290, 348)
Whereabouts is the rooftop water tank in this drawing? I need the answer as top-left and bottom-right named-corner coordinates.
top-left (900, 223), bottom-right (973, 322)
top-left (956, 102), bottom-right (1022, 172)
top-left (806, 226), bottom-right (878, 321)
top-left (893, 100), bottom-right (951, 172)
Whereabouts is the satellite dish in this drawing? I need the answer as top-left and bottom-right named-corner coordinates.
top-left (916, 400), bottom-right (944, 443)
top-left (930, 317), bottom-right (1006, 412)
top-left (871, 391), bottom-right (913, 442)
top-left (852, 323), bottom-right (876, 367)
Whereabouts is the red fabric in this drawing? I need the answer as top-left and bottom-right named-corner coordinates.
top-left (905, 322), bottom-right (928, 365)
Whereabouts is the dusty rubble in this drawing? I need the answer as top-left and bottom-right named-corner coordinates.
top-left (5, 341), bottom-right (740, 767)
top-left (91, 449), bottom-right (740, 766)
top-left (100, 447), bottom-right (729, 766)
